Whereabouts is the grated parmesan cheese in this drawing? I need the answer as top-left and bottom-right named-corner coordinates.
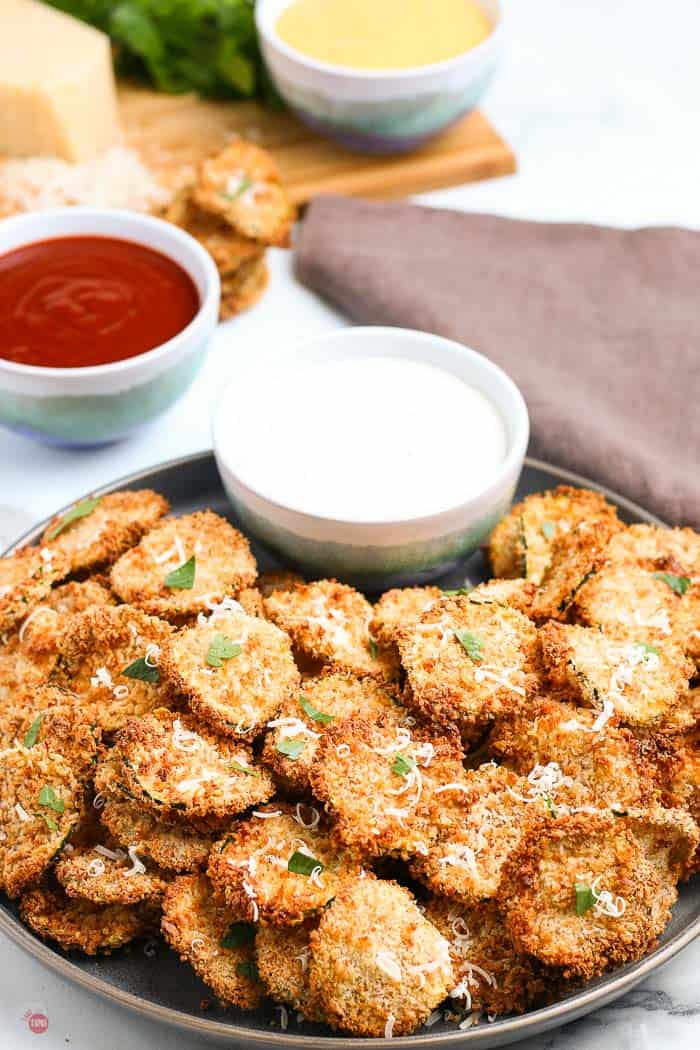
top-left (0, 146), bottom-right (170, 214)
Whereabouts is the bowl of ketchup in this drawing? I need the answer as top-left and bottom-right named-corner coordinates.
top-left (0, 208), bottom-right (220, 446)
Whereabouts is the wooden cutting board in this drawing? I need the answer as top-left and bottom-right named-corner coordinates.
top-left (119, 85), bottom-right (516, 206)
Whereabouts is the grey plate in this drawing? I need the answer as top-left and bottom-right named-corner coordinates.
top-left (0, 451), bottom-right (696, 1049)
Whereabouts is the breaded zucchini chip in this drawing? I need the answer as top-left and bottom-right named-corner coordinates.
top-left (573, 564), bottom-right (680, 642)
top-left (207, 803), bottom-right (359, 925)
top-left (0, 545), bottom-right (68, 633)
top-left (369, 587), bottom-right (442, 651)
top-left (606, 524), bottom-right (700, 576)
top-left (501, 812), bottom-right (670, 980)
top-left (397, 595), bottom-right (538, 730)
top-left (261, 671), bottom-right (402, 795)
top-left (486, 486), bottom-right (620, 584)
top-left (264, 579), bottom-right (396, 681)
top-left (162, 873), bottom-right (263, 1008)
top-left (100, 797), bottom-right (214, 872)
top-left (424, 897), bottom-right (547, 1016)
top-left (13, 688), bottom-right (101, 784)
top-left (55, 842), bottom-right (168, 904)
top-left (530, 518), bottom-right (622, 622)
top-left (410, 763), bottom-right (576, 904)
top-left (309, 716), bottom-right (467, 859)
top-left (110, 511), bottom-right (257, 620)
top-left (164, 190), bottom-right (264, 275)
top-left (307, 875), bottom-right (454, 1037)
top-left (193, 142), bottom-right (296, 248)
top-left (257, 571), bottom-right (305, 599)
top-left (540, 622), bottom-right (693, 729)
top-left (42, 490), bottom-right (169, 574)
top-left (113, 709), bottom-right (274, 821)
top-left (489, 696), bottom-right (654, 808)
top-left (160, 609), bottom-right (299, 738)
top-left (255, 922), bottom-right (322, 1019)
top-left (619, 805), bottom-right (699, 885)
top-left (20, 885), bottom-right (156, 955)
top-left (45, 578), bottom-right (115, 616)
top-left (220, 256), bottom-right (270, 320)
top-left (0, 606), bottom-right (60, 711)
top-left (52, 605), bottom-right (173, 734)
top-left (674, 584), bottom-right (700, 669)
top-left (467, 578), bottom-right (537, 616)
top-left (0, 742), bottom-right (82, 897)
top-left (663, 732), bottom-right (700, 866)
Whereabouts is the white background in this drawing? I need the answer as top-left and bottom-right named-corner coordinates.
top-left (2, 0), bottom-right (700, 1046)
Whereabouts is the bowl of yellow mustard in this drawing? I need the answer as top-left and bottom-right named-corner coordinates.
top-left (256, 0), bottom-right (502, 154)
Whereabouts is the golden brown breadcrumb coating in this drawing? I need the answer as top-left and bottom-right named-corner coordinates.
top-left (530, 517), bottom-right (623, 622)
top-left (255, 921), bottom-right (322, 1018)
top-left (0, 545), bottom-right (68, 634)
top-left (55, 842), bottom-right (168, 904)
top-left (100, 797), bottom-right (214, 872)
top-left (606, 524), bottom-right (700, 576)
top-left (20, 885), bottom-right (157, 954)
top-left (369, 587), bottom-right (442, 651)
top-left (573, 564), bottom-right (681, 643)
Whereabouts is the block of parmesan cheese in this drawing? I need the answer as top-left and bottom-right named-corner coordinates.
top-left (0, 0), bottom-right (120, 162)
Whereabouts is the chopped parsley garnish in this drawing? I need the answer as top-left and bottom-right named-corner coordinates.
top-left (541, 521), bottom-right (557, 541)
top-left (38, 785), bottom-right (64, 814)
top-left (299, 693), bottom-right (334, 725)
top-left (369, 637), bottom-right (379, 660)
top-left (38, 812), bottom-right (59, 833)
top-left (391, 753), bottom-right (415, 777)
top-left (46, 496), bottom-right (101, 540)
top-left (652, 571), bottom-right (691, 596)
top-left (220, 176), bottom-right (252, 202)
top-left (23, 713), bottom-right (44, 748)
top-left (443, 587), bottom-right (472, 596)
top-left (543, 795), bottom-right (557, 817)
top-left (277, 738), bottom-right (305, 760)
top-left (235, 960), bottom-right (259, 980)
top-left (164, 555), bottom-right (196, 590)
top-left (122, 657), bottom-right (160, 684)
top-left (229, 761), bottom-right (260, 777)
top-left (574, 882), bottom-right (595, 916)
top-left (453, 628), bottom-right (483, 662)
top-left (288, 851), bottom-right (324, 876)
top-left (634, 641), bottom-right (660, 658)
top-left (221, 921), bottom-right (256, 948)
top-left (206, 633), bottom-right (242, 667)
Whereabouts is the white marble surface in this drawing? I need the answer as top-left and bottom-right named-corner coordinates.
top-left (2, 0), bottom-right (699, 1045)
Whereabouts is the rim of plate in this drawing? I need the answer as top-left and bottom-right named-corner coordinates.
top-left (2, 449), bottom-right (694, 1050)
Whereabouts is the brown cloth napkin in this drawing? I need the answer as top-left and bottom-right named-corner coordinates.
top-left (295, 195), bottom-right (700, 528)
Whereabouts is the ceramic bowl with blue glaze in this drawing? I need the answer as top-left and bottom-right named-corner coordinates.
top-left (0, 208), bottom-right (220, 448)
top-left (256, 0), bottom-right (503, 154)
top-left (213, 326), bottom-right (528, 589)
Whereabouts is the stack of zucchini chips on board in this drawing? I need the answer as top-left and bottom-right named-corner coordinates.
top-left (162, 141), bottom-right (296, 321)
top-left (1, 484), bottom-right (699, 1037)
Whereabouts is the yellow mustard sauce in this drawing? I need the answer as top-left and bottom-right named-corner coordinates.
top-left (275, 0), bottom-right (492, 70)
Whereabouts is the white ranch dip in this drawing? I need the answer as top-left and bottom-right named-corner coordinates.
top-left (221, 356), bottom-right (507, 522)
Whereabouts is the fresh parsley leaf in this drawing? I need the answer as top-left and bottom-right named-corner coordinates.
top-left (206, 633), bottom-right (242, 667)
top-left (122, 657), bottom-right (160, 684)
top-left (221, 921), bottom-right (256, 949)
top-left (653, 571), bottom-right (691, 596)
top-left (164, 555), bottom-right (196, 590)
top-left (38, 785), bottom-right (64, 814)
top-left (288, 851), bottom-right (324, 876)
top-left (541, 521), bottom-right (557, 541)
top-left (634, 641), bottom-right (660, 658)
top-left (276, 738), bottom-right (305, 760)
top-left (443, 587), bottom-right (472, 596)
top-left (46, 497), bottom-right (100, 540)
top-left (391, 753), bottom-right (415, 777)
top-left (220, 176), bottom-right (252, 202)
top-left (369, 637), bottom-right (378, 660)
top-left (235, 960), bottom-right (259, 980)
top-left (229, 761), bottom-right (260, 777)
top-left (23, 713), bottom-right (44, 748)
top-left (543, 795), bottom-right (557, 817)
top-left (574, 882), bottom-right (595, 916)
top-left (453, 629), bottom-right (483, 662)
top-left (299, 693), bottom-right (334, 725)
top-left (38, 812), bottom-right (59, 833)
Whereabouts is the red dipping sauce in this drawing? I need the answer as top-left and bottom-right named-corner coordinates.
top-left (0, 235), bottom-right (200, 368)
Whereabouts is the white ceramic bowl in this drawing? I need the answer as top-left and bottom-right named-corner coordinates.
top-left (214, 326), bottom-right (528, 588)
top-left (256, 0), bottom-right (503, 154)
top-left (0, 207), bottom-right (220, 447)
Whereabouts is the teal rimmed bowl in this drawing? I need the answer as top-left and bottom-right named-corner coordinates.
top-left (256, 0), bottom-right (503, 154)
top-left (0, 207), bottom-right (220, 448)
